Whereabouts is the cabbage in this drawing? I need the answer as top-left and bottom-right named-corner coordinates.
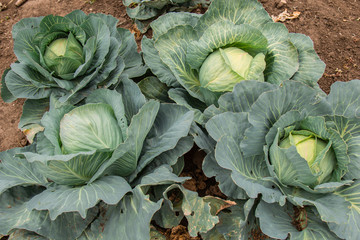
top-left (203, 79), bottom-right (360, 239)
top-left (0, 79), bottom-right (194, 239)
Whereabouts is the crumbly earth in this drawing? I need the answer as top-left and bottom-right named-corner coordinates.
top-left (261, 0), bottom-right (360, 93)
top-left (0, 0), bottom-right (359, 239)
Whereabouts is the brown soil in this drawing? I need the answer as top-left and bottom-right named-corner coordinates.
top-left (155, 225), bottom-right (201, 240)
top-left (261, 0), bottom-right (360, 93)
top-left (0, 0), bottom-right (359, 239)
top-left (181, 149), bottom-right (226, 198)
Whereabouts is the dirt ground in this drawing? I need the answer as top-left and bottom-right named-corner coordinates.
top-left (0, 0), bottom-right (359, 238)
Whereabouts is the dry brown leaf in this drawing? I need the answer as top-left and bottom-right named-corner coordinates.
top-left (0, 0), bottom-right (17, 11)
top-left (0, 2), bottom-right (7, 11)
top-left (272, 9), bottom-right (301, 22)
top-left (130, 24), bottom-right (142, 41)
top-left (15, 0), bottom-right (27, 7)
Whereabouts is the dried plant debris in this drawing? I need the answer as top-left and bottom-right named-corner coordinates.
top-left (15, 0), bottom-right (27, 7)
top-left (0, 0), bottom-right (26, 11)
top-left (0, 1), bottom-right (9, 11)
top-left (272, 9), bottom-right (301, 22)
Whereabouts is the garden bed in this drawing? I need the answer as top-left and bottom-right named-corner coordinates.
top-left (0, 0), bottom-right (359, 239)
top-left (1, 0), bottom-right (359, 152)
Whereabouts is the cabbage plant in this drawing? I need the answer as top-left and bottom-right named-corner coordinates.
top-left (1, 10), bottom-right (147, 132)
top-left (200, 79), bottom-right (360, 239)
top-left (141, 0), bottom-right (325, 123)
top-left (123, 0), bottom-right (211, 32)
top-left (0, 78), bottom-right (194, 239)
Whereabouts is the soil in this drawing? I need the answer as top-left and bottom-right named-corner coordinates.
top-left (261, 0), bottom-right (360, 93)
top-left (0, 0), bottom-right (359, 239)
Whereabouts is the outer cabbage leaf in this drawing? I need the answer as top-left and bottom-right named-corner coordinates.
top-left (327, 180), bottom-right (360, 239)
top-left (138, 76), bottom-right (172, 103)
top-left (18, 98), bottom-right (49, 140)
top-left (289, 33), bottom-right (326, 87)
top-left (0, 146), bottom-right (47, 194)
top-left (0, 186), bottom-right (98, 240)
top-left (142, 37), bottom-right (179, 87)
top-left (168, 88), bottom-right (208, 124)
top-left (123, 0), bottom-right (210, 33)
top-left (128, 103), bottom-right (194, 181)
top-left (201, 199), bottom-right (261, 240)
top-left (161, 184), bottom-right (219, 237)
top-left (256, 201), bottom-right (340, 240)
top-left (8, 230), bottom-right (48, 240)
top-left (26, 176), bottom-right (132, 220)
top-left (78, 166), bottom-right (189, 240)
top-left (100, 187), bottom-right (163, 239)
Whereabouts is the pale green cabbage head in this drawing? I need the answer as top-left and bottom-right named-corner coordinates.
top-left (278, 131), bottom-right (336, 186)
top-left (59, 103), bottom-right (123, 154)
top-left (44, 33), bottom-right (84, 77)
top-left (199, 47), bottom-right (266, 92)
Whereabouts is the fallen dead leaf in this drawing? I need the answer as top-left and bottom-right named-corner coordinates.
top-left (15, 0), bottom-right (27, 7)
top-left (0, 0), bottom-right (16, 11)
top-left (0, 2), bottom-right (6, 11)
top-left (272, 9), bottom-right (301, 22)
top-left (130, 24), bottom-right (143, 41)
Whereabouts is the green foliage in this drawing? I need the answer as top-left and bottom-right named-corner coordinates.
top-left (123, 0), bottom-right (212, 32)
top-left (0, 80), bottom-right (194, 239)
top-left (0, 0), bottom-right (358, 239)
top-left (2, 10), bottom-right (147, 104)
top-left (202, 79), bottom-right (360, 239)
top-left (141, 0), bottom-right (325, 124)
top-left (1, 10), bottom-right (147, 136)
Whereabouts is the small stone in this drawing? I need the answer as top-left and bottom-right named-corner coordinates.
top-left (276, 0), bottom-right (287, 8)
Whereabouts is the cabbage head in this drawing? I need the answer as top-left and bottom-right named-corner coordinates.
top-left (199, 47), bottom-right (265, 92)
top-left (0, 79), bottom-right (194, 239)
top-left (141, 0), bottom-right (325, 123)
top-left (43, 36), bottom-right (84, 77)
top-left (275, 130), bottom-right (336, 187)
top-left (201, 80), bottom-right (360, 239)
top-left (1, 10), bottom-right (147, 115)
